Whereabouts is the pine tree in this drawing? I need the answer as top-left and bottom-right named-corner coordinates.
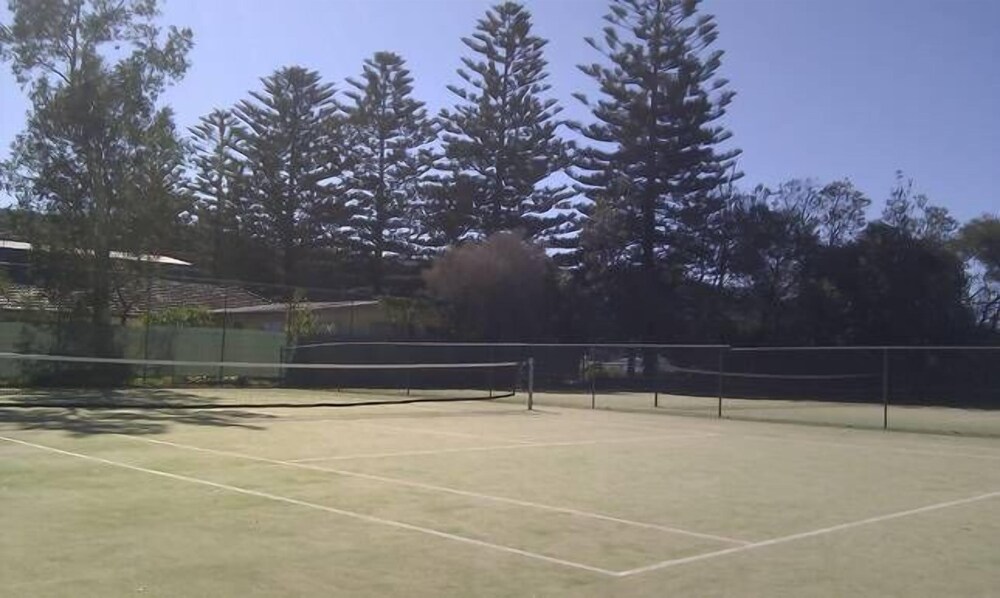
top-left (432, 1), bottom-right (575, 250)
top-left (573, 0), bottom-right (740, 275)
top-left (572, 0), bottom-right (740, 347)
top-left (233, 66), bottom-right (347, 286)
top-left (342, 52), bottom-right (436, 292)
top-left (187, 109), bottom-right (246, 277)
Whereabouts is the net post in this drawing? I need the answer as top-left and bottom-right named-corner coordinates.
top-left (654, 391), bottom-right (658, 408)
top-left (526, 357), bottom-right (534, 411)
top-left (882, 347), bottom-right (889, 430)
top-left (717, 347), bottom-right (725, 419)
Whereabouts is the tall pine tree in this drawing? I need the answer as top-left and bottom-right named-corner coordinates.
top-left (187, 108), bottom-right (246, 278)
top-left (233, 66), bottom-right (348, 286)
top-left (342, 52), bottom-right (436, 292)
top-left (431, 1), bottom-right (575, 250)
top-left (573, 0), bottom-right (740, 343)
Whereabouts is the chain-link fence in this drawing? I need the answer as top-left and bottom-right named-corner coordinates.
top-left (285, 341), bottom-right (1000, 437)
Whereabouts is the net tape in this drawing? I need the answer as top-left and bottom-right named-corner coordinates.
top-left (0, 352), bottom-right (520, 370)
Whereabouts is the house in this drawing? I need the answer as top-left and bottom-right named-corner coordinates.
top-left (0, 238), bottom-right (418, 341)
top-left (0, 238), bottom-right (269, 322)
top-left (213, 300), bottom-right (385, 337)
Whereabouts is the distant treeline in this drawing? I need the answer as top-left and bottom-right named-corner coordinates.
top-left (0, 0), bottom-right (997, 350)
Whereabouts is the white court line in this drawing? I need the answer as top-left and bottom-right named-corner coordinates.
top-left (290, 444), bottom-right (530, 462)
top-left (616, 489), bottom-right (1000, 577)
top-left (0, 434), bottom-right (619, 577)
top-left (289, 433), bottom-right (718, 463)
top-left (737, 433), bottom-right (1000, 462)
top-left (554, 415), bottom-right (723, 437)
top-left (120, 434), bottom-right (747, 546)
top-left (344, 420), bottom-right (536, 445)
top-left (554, 406), bottom-right (1000, 462)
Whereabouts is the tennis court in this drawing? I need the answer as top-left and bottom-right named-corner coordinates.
top-left (2, 389), bottom-right (998, 597)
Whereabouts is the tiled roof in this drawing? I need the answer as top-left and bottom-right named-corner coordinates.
top-left (0, 280), bottom-right (270, 315)
top-left (211, 300), bottom-right (380, 315)
top-left (0, 239), bottom-right (191, 265)
top-left (0, 283), bottom-right (54, 311)
top-left (132, 279), bottom-right (269, 313)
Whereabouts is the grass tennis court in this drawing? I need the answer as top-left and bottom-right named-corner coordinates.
top-left (529, 390), bottom-right (1000, 437)
top-left (2, 395), bottom-right (998, 597)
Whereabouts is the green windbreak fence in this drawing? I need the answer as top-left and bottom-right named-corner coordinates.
top-left (0, 322), bottom-right (285, 385)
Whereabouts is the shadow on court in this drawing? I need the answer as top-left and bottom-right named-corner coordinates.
top-left (0, 388), bottom-right (274, 436)
top-left (0, 387), bottom-right (257, 408)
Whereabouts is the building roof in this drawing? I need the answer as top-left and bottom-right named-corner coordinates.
top-left (133, 279), bottom-right (270, 313)
top-left (0, 239), bottom-right (191, 266)
top-left (0, 279), bottom-right (270, 315)
top-left (211, 300), bottom-right (380, 315)
top-left (0, 282), bottom-right (55, 311)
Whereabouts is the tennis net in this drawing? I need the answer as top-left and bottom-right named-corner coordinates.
top-left (0, 351), bottom-right (526, 409)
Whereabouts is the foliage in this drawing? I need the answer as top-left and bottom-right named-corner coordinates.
top-left (431, 1), bottom-right (575, 250)
top-left (568, 0), bottom-right (741, 355)
top-left (0, 0), bottom-right (994, 348)
top-left (0, 0), bottom-right (192, 355)
top-left (761, 179), bottom-right (870, 247)
top-left (423, 232), bottom-right (555, 341)
top-left (958, 215), bottom-right (1000, 280)
top-left (342, 52), bottom-right (436, 290)
top-left (187, 108), bottom-right (247, 277)
top-left (380, 296), bottom-right (444, 339)
top-left (284, 290), bottom-right (317, 344)
top-left (143, 306), bottom-right (214, 327)
top-left (958, 215), bottom-right (1000, 332)
top-left (881, 171), bottom-right (958, 243)
top-left (797, 223), bottom-right (972, 344)
top-left (723, 195), bottom-right (818, 340)
top-left (573, 0), bottom-right (740, 274)
top-left (233, 66), bottom-right (349, 285)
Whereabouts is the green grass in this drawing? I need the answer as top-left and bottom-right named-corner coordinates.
top-left (1, 399), bottom-right (998, 597)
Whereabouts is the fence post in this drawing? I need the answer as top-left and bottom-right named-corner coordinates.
top-left (349, 301), bottom-right (355, 338)
top-left (589, 347), bottom-right (596, 409)
top-left (278, 345), bottom-right (286, 385)
top-left (527, 357), bottom-right (534, 411)
top-left (717, 347), bottom-right (725, 418)
top-left (142, 275), bottom-right (152, 384)
top-left (882, 348), bottom-right (889, 430)
top-left (654, 391), bottom-right (659, 408)
top-left (488, 346), bottom-right (494, 398)
top-left (218, 285), bottom-right (229, 383)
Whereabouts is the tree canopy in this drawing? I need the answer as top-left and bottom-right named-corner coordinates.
top-left (0, 0), bottom-right (995, 347)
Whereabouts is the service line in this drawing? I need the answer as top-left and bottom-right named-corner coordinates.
top-left (0, 433), bottom-right (618, 577)
top-left (290, 432), bottom-right (718, 463)
top-left (119, 433), bottom-right (747, 546)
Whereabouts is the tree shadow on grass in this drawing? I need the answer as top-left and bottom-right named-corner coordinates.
top-left (0, 388), bottom-right (275, 437)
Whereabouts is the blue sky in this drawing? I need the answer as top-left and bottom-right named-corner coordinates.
top-left (2, 0), bottom-right (998, 220)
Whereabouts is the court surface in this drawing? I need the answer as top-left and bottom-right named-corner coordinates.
top-left (2, 396), bottom-right (998, 597)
